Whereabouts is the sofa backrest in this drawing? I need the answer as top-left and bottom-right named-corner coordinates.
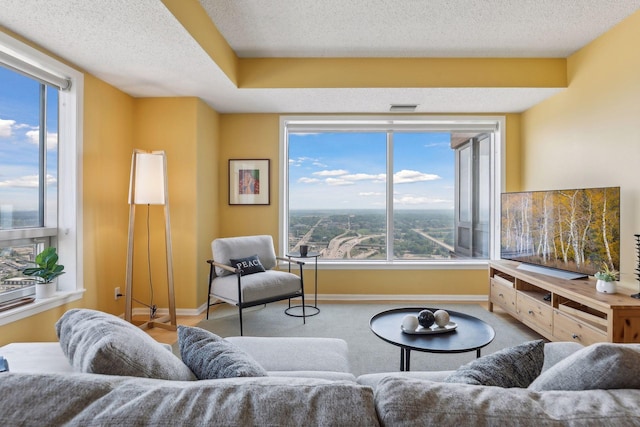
top-left (0, 372), bottom-right (380, 426)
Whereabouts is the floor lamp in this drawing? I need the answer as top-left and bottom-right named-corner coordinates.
top-left (124, 149), bottom-right (176, 331)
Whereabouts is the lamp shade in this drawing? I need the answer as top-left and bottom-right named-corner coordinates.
top-left (129, 151), bottom-right (166, 205)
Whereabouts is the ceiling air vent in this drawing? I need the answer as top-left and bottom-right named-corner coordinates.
top-left (389, 104), bottom-right (418, 112)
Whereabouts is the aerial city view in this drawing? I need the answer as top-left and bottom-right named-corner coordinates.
top-left (288, 209), bottom-right (455, 260)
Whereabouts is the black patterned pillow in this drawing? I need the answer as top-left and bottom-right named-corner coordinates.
top-left (229, 254), bottom-right (266, 276)
top-left (444, 339), bottom-right (545, 388)
top-left (178, 326), bottom-right (267, 379)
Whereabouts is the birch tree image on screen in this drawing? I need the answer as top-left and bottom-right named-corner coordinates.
top-left (501, 187), bottom-right (620, 276)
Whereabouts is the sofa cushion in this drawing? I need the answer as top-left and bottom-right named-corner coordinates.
top-left (0, 372), bottom-right (380, 427)
top-left (444, 339), bottom-right (544, 388)
top-left (229, 254), bottom-right (266, 276)
top-left (55, 309), bottom-right (195, 381)
top-left (374, 377), bottom-right (640, 426)
top-left (529, 342), bottom-right (640, 391)
top-left (178, 326), bottom-right (267, 379)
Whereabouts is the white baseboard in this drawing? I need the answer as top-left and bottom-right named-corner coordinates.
top-left (147, 294), bottom-right (488, 316)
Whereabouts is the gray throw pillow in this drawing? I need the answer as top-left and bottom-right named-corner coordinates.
top-left (444, 339), bottom-right (545, 388)
top-left (178, 326), bottom-right (268, 379)
top-left (55, 309), bottom-right (195, 380)
top-left (229, 254), bottom-right (266, 276)
top-left (529, 342), bottom-right (640, 391)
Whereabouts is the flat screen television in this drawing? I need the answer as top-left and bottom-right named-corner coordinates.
top-left (500, 186), bottom-right (620, 279)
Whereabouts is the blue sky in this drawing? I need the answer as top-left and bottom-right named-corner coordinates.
top-left (0, 66), bottom-right (58, 214)
top-left (289, 132), bottom-right (454, 210)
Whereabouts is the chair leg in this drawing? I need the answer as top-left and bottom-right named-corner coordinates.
top-left (206, 262), bottom-right (214, 320)
top-left (238, 305), bottom-right (244, 336)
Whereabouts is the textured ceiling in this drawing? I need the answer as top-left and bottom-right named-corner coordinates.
top-left (0, 1), bottom-right (638, 113)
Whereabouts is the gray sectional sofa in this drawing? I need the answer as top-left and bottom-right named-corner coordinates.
top-left (2, 309), bottom-right (640, 426)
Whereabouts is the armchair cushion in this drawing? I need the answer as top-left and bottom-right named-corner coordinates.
top-left (213, 235), bottom-right (277, 277)
top-left (229, 254), bottom-right (266, 276)
top-left (211, 270), bottom-right (302, 304)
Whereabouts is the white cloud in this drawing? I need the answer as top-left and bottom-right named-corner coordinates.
top-left (298, 177), bottom-right (320, 184)
top-left (394, 195), bottom-right (451, 205)
top-left (25, 128), bottom-right (58, 150)
top-left (0, 119), bottom-right (16, 137)
top-left (359, 192), bottom-right (384, 197)
top-left (0, 174), bottom-right (57, 188)
top-left (342, 173), bottom-right (386, 182)
top-left (325, 177), bottom-right (354, 186)
top-left (394, 169), bottom-right (441, 184)
top-left (313, 169), bottom-right (348, 177)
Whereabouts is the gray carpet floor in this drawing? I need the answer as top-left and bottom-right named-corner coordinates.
top-left (196, 302), bottom-right (545, 377)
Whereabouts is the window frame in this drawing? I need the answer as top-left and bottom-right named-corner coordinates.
top-left (0, 31), bottom-right (84, 325)
top-left (279, 115), bottom-right (505, 269)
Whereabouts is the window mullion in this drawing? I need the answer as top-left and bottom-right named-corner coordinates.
top-left (386, 131), bottom-right (394, 261)
top-left (38, 83), bottom-right (46, 227)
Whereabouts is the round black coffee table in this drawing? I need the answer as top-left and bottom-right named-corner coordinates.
top-left (370, 307), bottom-right (495, 371)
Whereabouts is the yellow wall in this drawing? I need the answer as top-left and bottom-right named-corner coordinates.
top-left (132, 98), bottom-right (220, 311)
top-left (521, 10), bottom-right (640, 287)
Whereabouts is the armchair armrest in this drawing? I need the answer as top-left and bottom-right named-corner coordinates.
top-left (207, 259), bottom-right (239, 275)
top-left (277, 256), bottom-right (305, 266)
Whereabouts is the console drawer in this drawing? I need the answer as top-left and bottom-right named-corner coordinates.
top-left (516, 293), bottom-right (552, 334)
top-left (553, 309), bottom-right (607, 345)
top-left (490, 280), bottom-right (516, 314)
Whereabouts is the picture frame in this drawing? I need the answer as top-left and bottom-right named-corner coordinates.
top-left (228, 159), bottom-right (270, 205)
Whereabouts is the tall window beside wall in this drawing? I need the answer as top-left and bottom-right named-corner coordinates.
top-left (280, 116), bottom-right (503, 266)
top-left (0, 32), bottom-right (83, 321)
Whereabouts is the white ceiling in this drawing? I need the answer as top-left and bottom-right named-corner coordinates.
top-left (1, 0), bottom-right (639, 114)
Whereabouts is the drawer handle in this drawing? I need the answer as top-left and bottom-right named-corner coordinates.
top-left (572, 334), bottom-right (579, 339)
top-left (528, 310), bottom-right (534, 315)
top-left (498, 293), bottom-right (504, 297)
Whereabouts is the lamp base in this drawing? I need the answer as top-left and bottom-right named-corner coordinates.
top-left (132, 314), bottom-right (177, 331)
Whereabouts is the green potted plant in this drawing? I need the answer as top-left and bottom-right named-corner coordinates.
top-left (594, 263), bottom-right (618, 294)
top-left (22, 247), bottom-right (65, 299)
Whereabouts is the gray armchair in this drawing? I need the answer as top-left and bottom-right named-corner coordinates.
top-left (206, 235), bottom-right (305, 335)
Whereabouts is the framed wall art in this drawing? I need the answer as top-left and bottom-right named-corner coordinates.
top-left (228, 159), bottom-right (270, 205)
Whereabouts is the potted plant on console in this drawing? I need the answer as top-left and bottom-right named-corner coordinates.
top-left (594, 263), bottom-right (618, 294)
top-left (22, 247), bottom-right (65, 299)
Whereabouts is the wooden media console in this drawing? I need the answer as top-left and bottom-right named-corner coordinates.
top-left (489, 260), bottom-right (640, 344)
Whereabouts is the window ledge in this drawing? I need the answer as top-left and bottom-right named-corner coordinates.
top-left (281, 259), bottom-right (490, 270)
top-left (0, 289), bottom-right (85, 326)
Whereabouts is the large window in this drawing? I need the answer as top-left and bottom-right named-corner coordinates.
top-left (0, 31), bottom-right (82, 321)
top-left (280, 116), bottom-right (503, 265)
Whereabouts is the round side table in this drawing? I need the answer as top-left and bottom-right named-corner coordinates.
top-left (284, 251), bottom-right (320, 317)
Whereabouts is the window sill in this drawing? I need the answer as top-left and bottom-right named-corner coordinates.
top-left (282, 259), bottom-right (490, 270)
top-left (0, 289), bottom-right (85, 327)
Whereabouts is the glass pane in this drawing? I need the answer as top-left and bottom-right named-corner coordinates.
top-left (458, 145), bottom-right (471, 222)
top-left (0, 66), bottom-right (44, 229)
top-left (46, 85), bottom-right (59, 227)
top-left (0, 242), bottom-right (40, 281)
top-left (393, 132), bottom-right (454, 260)
top-left (288, 132), bottom-right (387, 260)
top-left (478, 136), bottom-right (490, 223)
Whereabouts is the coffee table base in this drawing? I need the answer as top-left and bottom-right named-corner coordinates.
top-left (399, 346), bottom-right (483, 371)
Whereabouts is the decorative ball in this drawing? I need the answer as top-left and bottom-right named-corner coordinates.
top-left (401, 315), bottom-right (419, 331)
top-left (417, 309), bottom-right (435, 328)
top-left (434, 309), bottom-right (450, 327)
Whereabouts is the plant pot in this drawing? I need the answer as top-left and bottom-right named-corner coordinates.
top-left (35, 282), bottom-right (56, 299)
top-left (596, 279), bottom-right (617, 294)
